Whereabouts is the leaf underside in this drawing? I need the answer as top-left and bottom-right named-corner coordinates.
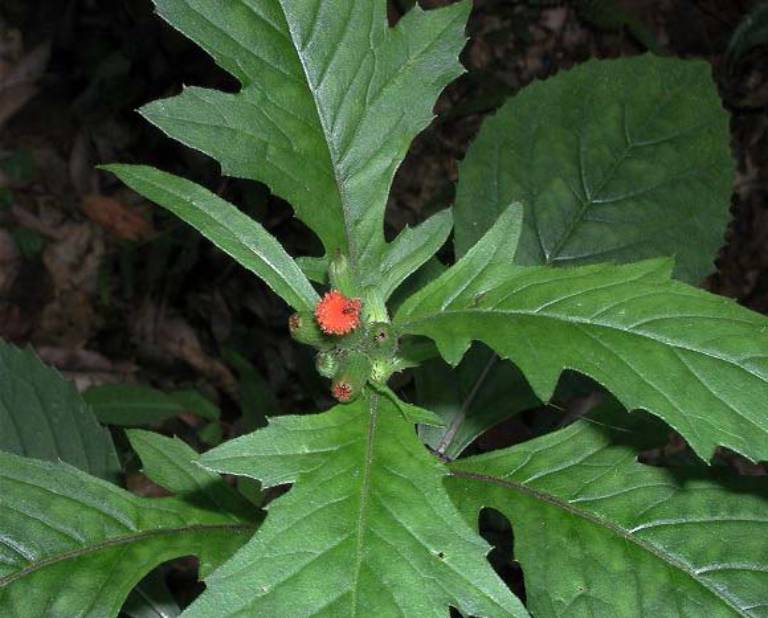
top-left (448, 413), bottom-right (768, 617)
top-left (188, 394), bottom-right (528, 618)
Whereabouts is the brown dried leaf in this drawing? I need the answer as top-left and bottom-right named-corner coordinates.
top-left (81, 194), bottom-right (154, 241)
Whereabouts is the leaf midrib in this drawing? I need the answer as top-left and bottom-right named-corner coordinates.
top-left (0, 522), bottom-right (255, 588)
top-left (274, 0), bottom-right (358, 268)
top-left (350, 394), bottom-right (379, 616)
top-left (450, 468), bottom-right (749, 616)
top-left (401, 306), bottom-right (766, 387)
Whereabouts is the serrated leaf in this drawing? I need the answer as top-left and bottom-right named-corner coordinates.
top-left (396, 213), bottom-right (768, 462)
top-left (103, 165), bottom-right (318, 311)
top-left (142, 0), bottom-right (470, 276)
top-left (127, 430), bottom-right (257, 522)
top-left (454, 55), bottom-right (733, 284)
top-left (447, 412), bottom-right (768, 617)
top-left (371, 208), bottom-right (453, 300)
top-left (186, 393), bottom-right (528, 617)
top-left (0, 451), bottom-right (255, 617)
top-left (0, 342), bottom-right (120, 482)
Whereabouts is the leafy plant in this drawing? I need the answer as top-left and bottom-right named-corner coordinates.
top-left (2, 1), bottom-right (768, 616)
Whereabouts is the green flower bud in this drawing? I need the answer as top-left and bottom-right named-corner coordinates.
top-left (288, 312), bottom-right (331, 349)
top-left (331, 350), bottom-right (371, 403)
top-left (315, 350), bottom-right (339, 379)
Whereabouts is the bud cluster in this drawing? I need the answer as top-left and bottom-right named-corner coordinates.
top-left (288, 279), bottom-right (398, 403)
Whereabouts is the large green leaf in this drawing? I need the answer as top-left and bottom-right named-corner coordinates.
top-left (447, 412), bottom-right (768, 617)
top-left (103, 165), bottom-right (319, 312)
top-left (395, 210), bottom-right (768, 462)
top-left (186, 393), bottom-right (528, 617)
top-left (0, 451), bottom-right (256, 617)
top-left (453, 54), bottom-right (733, 284)
top-left (141, 0), bottom-right (470, 276)
top-left (0, 342), bottom-right (120, 482)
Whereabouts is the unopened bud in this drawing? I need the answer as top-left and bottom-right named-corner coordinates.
top-left (331, 351), bottom-right (371, 403)
top-left (315, 350), bottom-right (339, 379)
top-left (289, 312), bottom-right (331, 348)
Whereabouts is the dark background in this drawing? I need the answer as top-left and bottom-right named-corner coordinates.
top-left (1, 0), bottom-right (767, 608)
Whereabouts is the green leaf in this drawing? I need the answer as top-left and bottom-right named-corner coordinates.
top-left (448, 413), bottom-right (768, 617)
top-left (85, 384), bottom-right (220, 426)
top-left (186, 393), bottom-right (528, 617)
top-left (168, 389), bottom-right (220, 421)
top-left (103, 165), bottom-right (318, 311)
top-left (126, 430), bottom-right (257, 522)
top-left (454, 55), bottom-right (734, 283)
top-left (371, 208), bottom-right (453, 300)
top-left (396, 216), bottom-right (768, 462)
top-left (85, 384), bottom-right (186, 426)
top-left (140, 0), bottom-right (470, 277)
top-left (416, 345), bottom-right (540, 459)
top-left (0, 342), bottom-right (120, 482)
top-left (0, 451), bottom-right (255, 617)
top-left (296, 255), bottom-right (328, 284)
top-left (223, 349), bottom-right (277, 430)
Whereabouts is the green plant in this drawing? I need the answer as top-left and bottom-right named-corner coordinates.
top-left (2, 1), bottom-right (767, 616)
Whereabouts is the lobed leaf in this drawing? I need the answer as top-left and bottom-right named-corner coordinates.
top-left (0, 451), bottom-right (255, 617)
top-left (396, 210), bottom-right (768, 462)
top-left (448, 412), bottom-right (768, 617)
top-left (142, 0), bottom-right (470, 276)
top-left (186, 393), bottom-right (528, 617)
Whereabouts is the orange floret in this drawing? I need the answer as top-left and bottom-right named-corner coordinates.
top-left (315, 290), bottom-right (362, 335)
top-left (332, 381), bottom-right (354, 402)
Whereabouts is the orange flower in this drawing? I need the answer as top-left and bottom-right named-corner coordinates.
top-left (315, 290), bottom-right (362, 335)
top-left (332, 381), bottom-right (354, 402)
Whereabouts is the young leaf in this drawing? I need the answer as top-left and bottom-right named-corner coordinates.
top-left (141, 0), bottom-right (470, 276)
top-left (103, 165), bottom-right (319, 312)
top-left (396, 215), bottom-right (768, 462)
top-left (187, 394), bottom-right (528, 617)
top-left (0, 451), bottom-right (255, 617)
top-left (127, 430), bottom-right (257, 522)
top-left (0, 342), bottom-right (120, 482)
top-left (370, 208), bottom-right (453, 300)
top-left (454, 55), bottom-right (734, 283)
top-left (448, 413), bottom-right (768, 617)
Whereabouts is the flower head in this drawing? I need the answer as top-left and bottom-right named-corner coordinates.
top-left (331, 381), bottom-right (354, 402)
top-left (315, 290), bottom-right (362, 335)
